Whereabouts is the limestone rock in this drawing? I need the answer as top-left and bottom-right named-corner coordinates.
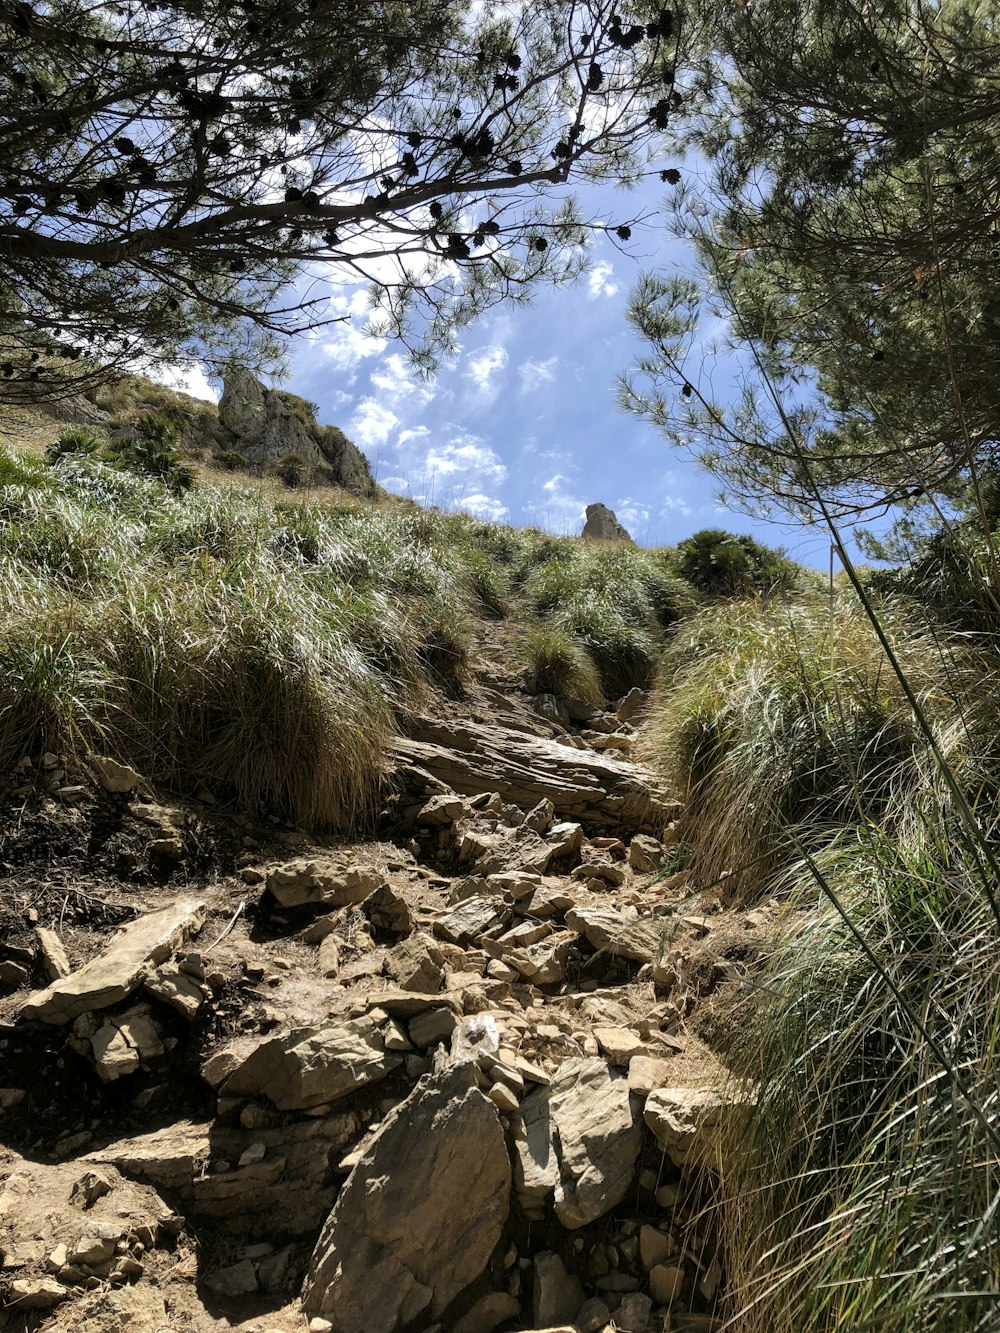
top-left (219, 1018), bottom-right (401, 1111)
top-left (512, 1057), bottom-right (641, 1229)
top-left (649, 1263), bottom-right (685, 1305)
top-left (616, 1291), bottom-right (654, 1332)
top-left (266, 859), bottom-right (381, 909)
top-left (302, 1065), bottom-right (511, 1333)
top-left (644, 1085), bottom-right (749, 1168)
top-left (434, 897), bottom-right (508, 946)
top-left (364, 883), bottom-right (414, 937)
top-left (616, 687), bottom-right (650, 723)
top-left (386, 932), bottom-right (444, 993)
top-left (395, 715), bottom-right (671, 837)
top-left (593, 1026), bottom-right (646, 1064)
top-left (35, 927), bottom-right (71, 981)
top-left (91, 1006), bottom-right (164, 1081)
top-left (90, 755), bottom-right (142, 793)
top-left (582, 503), bottom-right (632, 542)
top-left (143, 963), bottom-right (207, 1019)
top-left (218, 368), bottom-right (379, 496)
top-left (416, 793), bottom-right (465, 826)
top-left (533, 1251), bottom-right (585, 1327)
top-left (565, 906), bottom-right (669, 965)
top-left (21, 899), bottom-right (207, 1024)
top-left (5, 1277), bottom-right (69, 1308)
top-left (523, 797), bottom-right (555, 833)
top-left (628, 1055), bottom-right (675, 1096)
top-left (628, 834), bottom-right (665, 873)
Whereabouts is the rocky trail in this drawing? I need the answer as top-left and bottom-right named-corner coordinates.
top-left (0, 662), bottom-right (773, 1333)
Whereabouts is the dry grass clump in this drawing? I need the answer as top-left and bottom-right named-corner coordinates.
top-left (641, 593), bottom-right (952, 899)
top-left (720, 822), bottom-right (1000, 1333)
top-left (0, 449), bottom-right (486, 828)
top-left (520, 623), bottom-right (605, 704)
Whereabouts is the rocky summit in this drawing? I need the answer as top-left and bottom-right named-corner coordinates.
top-left (0, 642), bottom-right (766, 1333)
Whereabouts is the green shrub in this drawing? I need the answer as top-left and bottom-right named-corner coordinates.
top-left (45, 425), bottom-right (106, 463)
top-left (642, 595), bottom-right (938, 899)
top-left (214, 448), bottom-right (250, 472)
top-left (105, 411), bottom-right (195, 494)
top-left (272, 389), bottom-right (319, 428)
top-left (521, 623), bottom-right (604, 703)
top-left (276, 451), bottom-right (310, 489)
top-left (675, 527), bottom-right (800, 596)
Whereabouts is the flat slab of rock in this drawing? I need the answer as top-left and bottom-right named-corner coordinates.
top-left (266, 860), bottom-right (381, 908)
top-left (218, 1019), bottom-right (401, 1111)
top-left (644, 1086), bottom-right (750, 1168)
top-left (20, 899), bottom-right (207, 1025)
top-left (302, 1064), bottom-right (511, 1333)
top-left (433, 897), bottom-right (508, 946)
top-left (565, 907), bottom-right (669, 965)
top-left (512, 1057), bottom-right (641, 1229)
top-left (394, 715), bottom-right (671, 835)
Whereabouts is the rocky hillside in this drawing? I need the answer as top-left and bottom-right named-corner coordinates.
top-left (0, 637), bottom-right (769, 1333)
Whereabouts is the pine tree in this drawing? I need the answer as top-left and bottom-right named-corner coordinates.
top-left (622, 0), bottom-right (1000, 525)
top-left (0, 0), bottom-right (680, 400)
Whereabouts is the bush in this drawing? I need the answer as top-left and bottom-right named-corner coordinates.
top-left (46, 426), bottom-right (106, 463)
top-left (641, 594), bottom-right (939, 899)
top-left (675, 527), bottom-right (800, 596)
top-left (521, 623), bottom-right (604, 703)
top-left (272, 390), bottom-right (319, 428)
top-left (213, 448), bottom-right (250, 472)
top-left (276, 451), bottom-right (310, 489)
top-left (105, 412), bottom-right (195, 493)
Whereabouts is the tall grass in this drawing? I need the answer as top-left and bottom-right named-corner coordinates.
top-left (0, 452), bottom-right (469, 828)
top-left (0, 447), bottom-right (720, 827)
top-left (641, 594), bottom-right (957, 900)
top-left (720, 821), bottom-right (1000, 1333)
top-left (641, 569), bottom-right (1000, 1330)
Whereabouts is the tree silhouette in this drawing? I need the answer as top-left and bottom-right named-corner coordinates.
top-left (0, 0), bottom-right (680, 401)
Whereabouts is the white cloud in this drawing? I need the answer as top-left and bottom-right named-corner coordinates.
top-left (527, 472), bottom-right (587, 534)
top-left (370, 352), bottom-right (437, 408)
top-left (424, 436), bottom-right (507, 486)
top-left (397, 425), bottom-right (431, 449)
top-left (350, 398), bottom-right (399, 448)
top-left (460, 492), bottom-right (508, 522)
top-left (383, 429), bottom-right (509, 514)
top-left (660, 495), bottom-right (693, 518)
top-left (321, 323), bottom-right (387, 376)
top-left (518, 356), bottom-right (558, 393)
top-left (587, 260), bottom-right (619, 300)
top-left (465, 344), bottom-right (508, 393)
top-left (616, 499), bottom-right (651, 533)
top-left (154, 363), bottom-right (219, 403)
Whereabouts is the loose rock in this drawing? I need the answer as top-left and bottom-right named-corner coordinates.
top-left (302, 1065), bottom-right (510, 1333)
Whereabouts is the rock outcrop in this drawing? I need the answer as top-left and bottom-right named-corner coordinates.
top-left (302, 1064), bottom-right (511, 1332)
top-left (217, 367), bottom-right (380, 496)
top-left (582, 502), bottom-right (632, 542)
top-left (395, 713), bottom-right (672, 835)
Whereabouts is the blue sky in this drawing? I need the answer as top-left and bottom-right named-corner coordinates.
top-left (177, 175), bottom-right (859, 571)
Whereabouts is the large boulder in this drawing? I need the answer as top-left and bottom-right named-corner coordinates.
top-left (216, 1018), bottom-right (401, 1111)
top-left (512, 1056), bottom-right (642, 1228)
top-left (582, 503), bottom-right (632, 542)
top-left (302, 1064), bottom-right (511, 1333)
top-left (217, 368), bottom-right (379, 496)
